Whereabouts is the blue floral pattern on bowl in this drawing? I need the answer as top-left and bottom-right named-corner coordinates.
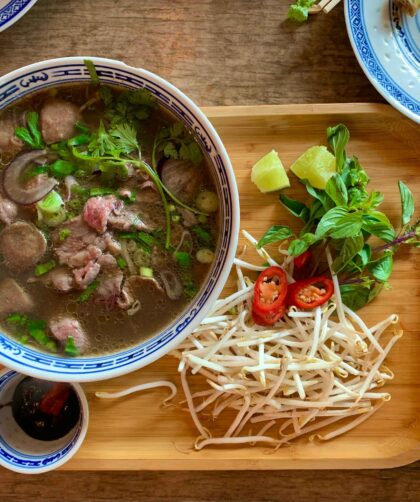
top-left (345, 0), bottom-right (420, 124)
top-left (0, 0), bottom-right (38, 32)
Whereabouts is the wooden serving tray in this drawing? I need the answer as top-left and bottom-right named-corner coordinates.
top-left (9, 104), bottom-right (420, 470)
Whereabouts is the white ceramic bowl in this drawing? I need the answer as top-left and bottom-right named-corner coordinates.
top-left (0, 369), bottom-right (89, 474)
top-left (0, 57), bottom-right (240, 382)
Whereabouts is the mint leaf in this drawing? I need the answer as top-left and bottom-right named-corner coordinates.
top-left (257, 225), bottom-right (293, 249)
top-left (398, 180), bottom-right (414, 226)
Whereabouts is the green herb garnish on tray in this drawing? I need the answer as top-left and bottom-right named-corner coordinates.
top-left (257, 124), bottom-right (419, 311)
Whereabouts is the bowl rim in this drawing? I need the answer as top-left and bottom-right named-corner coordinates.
top-left (0, 369), bottom-right (89, 474)
top-left (0, 56), bottom-right (240, 382)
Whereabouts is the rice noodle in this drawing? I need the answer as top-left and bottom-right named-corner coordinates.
top-left (171, 233), bottom-right (400, 450)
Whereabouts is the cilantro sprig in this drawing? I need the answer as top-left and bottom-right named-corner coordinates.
top-left (15, 111), bottom-right (45, 149)
top-left (258, 124), bottom-right (419, 310)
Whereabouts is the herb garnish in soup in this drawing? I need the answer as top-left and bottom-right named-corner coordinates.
top-left (0, 63), bottom-right (219, 357)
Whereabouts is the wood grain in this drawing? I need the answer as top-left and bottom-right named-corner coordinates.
top-left (0, 464), bottom-right (419, 502)
top-left (12, 103), bottom-right (414, 472)
top-left (0, 0), bottom-right (383, 106)
top-left (0, 1), bottom-right (418, 499)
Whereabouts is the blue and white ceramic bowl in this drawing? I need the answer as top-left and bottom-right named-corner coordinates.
top-left (0, 369), bottom-right (89, 474)
top-left (0, 57), bottom-right (240, 382)
top-left (0, 0), bottom-right (38, 32)
top-left (345, 0), bottom-right (420, 124)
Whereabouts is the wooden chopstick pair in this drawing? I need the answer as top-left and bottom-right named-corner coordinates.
top-left (309, 0), bottom-right (342, 15)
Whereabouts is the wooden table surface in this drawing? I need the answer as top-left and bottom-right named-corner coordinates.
top-left (0, 1), bottom-right (418, 501)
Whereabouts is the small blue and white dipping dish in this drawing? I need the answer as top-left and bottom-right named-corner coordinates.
top-left (0, 56), bottom-right (240, 383)
top-left (0, 369), bottom-right (89, 474)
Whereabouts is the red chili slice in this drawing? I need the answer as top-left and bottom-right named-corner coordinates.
top-left (293, 249), bottom-right (313, 279)
top-left (252, 304), bottom-right (286, 326)
top-left (252, 266), bottom-right (288, 326)
top-left (287, 275), bottom-right (334, 309)
top-left (39, 383), bottom-right (71, 417)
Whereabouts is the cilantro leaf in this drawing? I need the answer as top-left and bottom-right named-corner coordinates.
top-left (15, 112), bottom-right (45, 150)
top-left (287, 0), bottom-right (316, 22)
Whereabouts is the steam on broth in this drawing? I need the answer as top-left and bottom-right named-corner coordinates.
top-left (0, 78), bottom-right (219, 357)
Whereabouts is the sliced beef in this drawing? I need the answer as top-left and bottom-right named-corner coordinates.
top-left (40, 99), bottom-right (81, 144)
top-left (53, 217), bottom-right (107, 266)
top-left (0, 193), bottom-right (18, 225)
top-left (0, 222), bottom-right (47, 273)
top-left (0, 118), bottom-right (22, 154)
top-left (107, 209), bottom-right (149, 232)
top-left (0, 278), bottom-right (33, 317)
top-left (178, 208), bottom-right (197, 227)
top-left (73, 260), bottom-right (101, 288)
top-left (49, 317), bottom-right (88, 355)
top-left (94, 254), bottom-right (124, 309)
top-left (42, 267), bottom-right (75, 292)
top-left (68, 244), bottom-right (102, 269)
top-left (103, 234), bottom-right (122, 255)
top-left (83, 196), bottom-right (122, 234)
top-left (161, 159), bottom-right (202, 204)
top-left (83, 195), bottom-right (150, 234)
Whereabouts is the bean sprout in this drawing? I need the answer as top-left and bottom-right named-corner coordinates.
top-left (171, 233), bottom-right (400, 450)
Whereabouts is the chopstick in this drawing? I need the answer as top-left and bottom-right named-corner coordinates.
top-left (309, 0), bottom-right (342, 15)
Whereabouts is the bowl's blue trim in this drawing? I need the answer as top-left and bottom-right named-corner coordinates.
top-left (0, 62), bottom-right (235, 378)
top-left (0, 0), bottom-right (34, 28)
top-left (390, 3), bottom-right (420, 71)
top-left (0, 371), bottom-right (84, 470)
top-left (346, 0), bottom-right (420, 117)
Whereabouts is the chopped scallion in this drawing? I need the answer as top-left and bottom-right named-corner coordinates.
top-left (59, 228), bottom-right (71, 241)
top-left (140, 266), bottom-right (154, 278)
top-left (35, 260), bottom-right (56, 276)
top-left (117, 257), bottom-right (127, 269)
top-left (64, 336), bottom-right (79, 357)
top-left (78, 280), bottom-right (99, 302)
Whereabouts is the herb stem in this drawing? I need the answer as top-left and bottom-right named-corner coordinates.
top-left (373, 230), bottom-right (416, 253)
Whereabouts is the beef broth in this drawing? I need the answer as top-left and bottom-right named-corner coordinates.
top-left (0, 81), bottom-right (219, 357)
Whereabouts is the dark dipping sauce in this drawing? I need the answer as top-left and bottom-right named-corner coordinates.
top-left (12, 377), bottom-right (80, 441)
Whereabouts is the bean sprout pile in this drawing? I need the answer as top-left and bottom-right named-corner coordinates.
top-left (171, 231), bottom-right (402, 450)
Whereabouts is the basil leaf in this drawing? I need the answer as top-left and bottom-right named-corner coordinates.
top-left (279, 194), bottom-right (309, 222)
top-left (257, 225), bottom-right (293, 249)
top-left (288, 233), bottom-right (317, 256)
top-left (367, 253), bottom-right (393, 282)
top-left (327, 124), bottom-right (350, 173)
top-left (398, 180), bottom-right (414, 226)
top-left (357, 244), bottom-right (371, 267)
top-left (325, 174), bottom-right (348, 206)
top-left (368, 282), bottom-right (384, 303)
top-left (332, 233), bottom-right (364, 273)
top-left (339, 283), bottom-right (370, 311)
top-left (341, 156), bottom-right (369, 188)
top-left (316, 207), bottom-right (349, 238)
top-left (361, 211), bottom-right (395, 242)
top-left (300, 179), bottom-right (334, 211)
top-left (330, 212), bottom-right (363, 239)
